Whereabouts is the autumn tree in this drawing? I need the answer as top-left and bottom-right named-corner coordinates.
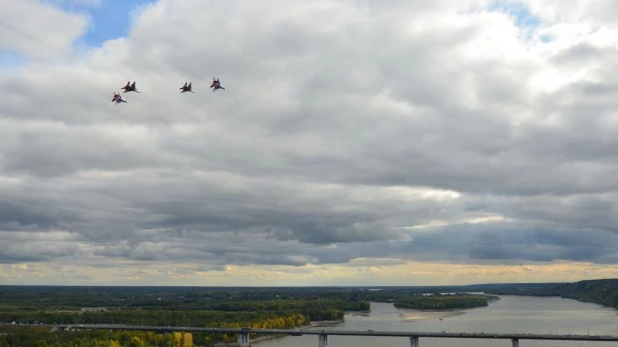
top-left (130, 336), bottom-right (146, 347)
top-left (182, 332), bottom-right (193, 347)
top-left (173, 332), bottom-right (183, 347)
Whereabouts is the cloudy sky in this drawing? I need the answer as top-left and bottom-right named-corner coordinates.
top-left (2, 0), bottom-right (618, 286)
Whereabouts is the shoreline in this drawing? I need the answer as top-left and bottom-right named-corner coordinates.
top-left (210, 320), bottom-right (344, 347)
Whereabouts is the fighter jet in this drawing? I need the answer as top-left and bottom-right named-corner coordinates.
top-left (121, 81), bottom-right (140, 93)
top-left (111, 92), bottom-right (128, 104)
top-left (180, 82), bottom-right (195, 93)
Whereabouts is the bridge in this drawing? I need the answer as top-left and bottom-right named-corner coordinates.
top-left (51, 324), bottom-right (618, 347)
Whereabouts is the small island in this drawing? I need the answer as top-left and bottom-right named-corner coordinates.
top-left (394, 293), bottom-right (499, 310)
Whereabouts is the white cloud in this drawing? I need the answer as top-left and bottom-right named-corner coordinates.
top-left (0, 0), bottom-right (88, 60)
top-left (520, 0), bottom-right (618, 26)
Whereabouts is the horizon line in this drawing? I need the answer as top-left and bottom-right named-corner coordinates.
top-left (0, 281), bottom-right (585, 288)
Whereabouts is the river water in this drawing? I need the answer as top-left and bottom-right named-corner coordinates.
top-left (256, 296), bottom-right (618, 347)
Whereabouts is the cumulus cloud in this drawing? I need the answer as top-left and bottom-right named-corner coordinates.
top-left (0, 0), bottom-right (88, 60)
top-left (1, 0), bottom-right (618, 284)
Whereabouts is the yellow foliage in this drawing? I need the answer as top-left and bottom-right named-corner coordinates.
top-left (131, 336), bottom-right (146, 347)
top-left (109, 340), bottom-right (120, 347)
top-left (172, 332), bottom-right (183, 347)
top-left (182, 332), bottom-right (194, 347)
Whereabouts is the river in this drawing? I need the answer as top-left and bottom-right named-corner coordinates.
top-left (255, 296), bottom-right (618, 347)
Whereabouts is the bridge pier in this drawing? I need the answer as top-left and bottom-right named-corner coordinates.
top-left (319, 333), bottom-right (328, 347)
top-left (410, 336), bottom-right (419, 347)
top-left (237, 332), bottom-right (250, 346)
top-left (512, 338), bottom-right (519, 347)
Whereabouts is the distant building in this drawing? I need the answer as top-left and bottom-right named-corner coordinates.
top-left (81, 307), bottom-right (107, 312)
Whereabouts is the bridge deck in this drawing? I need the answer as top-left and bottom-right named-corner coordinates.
top-left (51, 324), bottom-right (618, 341)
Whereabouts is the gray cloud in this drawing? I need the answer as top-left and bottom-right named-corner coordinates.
top-left (1, 0), bottom-right (618, 281)
top-left (404, 222), bottom-right (618, 264)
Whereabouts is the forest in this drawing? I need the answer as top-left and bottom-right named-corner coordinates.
top-left (484, 279), bottom-right (618, 310)
top-left (0, 286), bottom-right (372, 346)
top-left (0, 309), bottom-right (333, 346)
top-left (393, 294), bottom-right (499, 310)
top-left (0, 325), bottom-right (196, 347)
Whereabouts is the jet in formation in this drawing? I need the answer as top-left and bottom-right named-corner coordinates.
top-left (111, 77), bottom-right (225, 104)
top-left (180, 82), bottom-right (195, 93)
top-left (111, 92), bottom-right (127, 104)
top-left (210, 77), bottom-right (225, 91)
top-left (121, 81), bottom-right (140, 93)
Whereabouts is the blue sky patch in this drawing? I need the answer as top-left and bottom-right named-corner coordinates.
top-left (0, 0), bottom-right (154, 68)
top-left (488, 0), bottom-right (541, 29)
top-left (0, 50), bottom-right (28, 72)
top-left (64, 0), bottom-right (155, 47)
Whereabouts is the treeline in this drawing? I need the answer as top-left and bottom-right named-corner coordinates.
top-left (555, 280), bottom-right (618, 309)
top-left (485, 279), bottom-right (618, 310)
top-left (0, 326), bottom-right (205, 347)
top-left (0, 313), bottom-right (309, 346)
top-left (0, 287), bottom-right (376, 311)
top-left (125, 299), bottom-right (370, 312)
top-left (0, 284), bottom-right (560, 310)
top-left (394, 294), bottom-right (497, 310)
top-left (0, 309), bottom-right (326, 326)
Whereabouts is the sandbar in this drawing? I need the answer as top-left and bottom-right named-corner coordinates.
top-left (399, 310), bottom-right (465, 322)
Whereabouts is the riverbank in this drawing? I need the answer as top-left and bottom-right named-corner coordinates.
top-left (210, 320), bottom-right (344, 347)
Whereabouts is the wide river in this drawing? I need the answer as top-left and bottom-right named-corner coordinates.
top-left (256, 296), bottom-right (618, 347)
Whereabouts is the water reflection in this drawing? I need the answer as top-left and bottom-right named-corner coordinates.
top-left (256, 296), bottom-right (618, 347)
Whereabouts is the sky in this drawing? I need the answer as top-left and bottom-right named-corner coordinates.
top-left (1, 0), bottom-right (618, 286)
